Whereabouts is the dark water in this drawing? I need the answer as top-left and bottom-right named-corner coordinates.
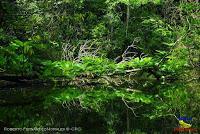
top-left (0, 85), bottom-right (190, 134)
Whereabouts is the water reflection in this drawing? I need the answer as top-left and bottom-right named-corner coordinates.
top-left (0, 84), bottom-right (198, 134)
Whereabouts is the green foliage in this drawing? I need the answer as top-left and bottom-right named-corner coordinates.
top-left (0, 39), bottom-right (48, 75)
top-left (92, 23), bottom-right (109, 38)
top-left (42, 56), bottom-right (159, 79)
top-left (42, 60), bottom-right (84, 78)
top-left (107, 0), bottom-right (161, 6)
top-left (161, 47), bottom-right (188, 74)
top-left (42, 57), bottom-right (115, 78)
top-left (128, 57), bottom-right (155, 68)
top-left (0, 0), bottom-right (199, 133)
top-left (1, 40), bottom-right (33, 74)
top-left (82, 57), bottom-right (116, 75)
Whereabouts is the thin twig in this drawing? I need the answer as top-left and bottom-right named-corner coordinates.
top-left (122, 97), bottom-right (138, 117)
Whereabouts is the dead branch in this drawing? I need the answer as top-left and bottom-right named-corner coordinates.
top-left (61, 40), bottom-right (101, 61)
top-left (115, 37), bottom-right (147, 63)
top-left (61, 42), bottom-right (77, 61)
top-left (122, 97), bottom-right (138, 117)
top-left (76, 40), bottom-right (100, 61)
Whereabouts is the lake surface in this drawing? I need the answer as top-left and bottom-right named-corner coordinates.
top-left (0, 84), bottom-right (184, 134)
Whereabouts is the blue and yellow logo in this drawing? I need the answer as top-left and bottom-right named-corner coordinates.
top-left (173, 116), bottom-right (198, 133)
top-left (178, 116), bottom-right (192, 128)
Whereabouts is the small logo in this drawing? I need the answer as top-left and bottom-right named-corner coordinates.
top-left (173, 116), bottom-right (198, 133)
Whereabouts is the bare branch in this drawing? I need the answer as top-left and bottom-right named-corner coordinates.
top-left (122, 97), bottom-right (139, 117)
top-left (76, 40), bottom-right (100, 61)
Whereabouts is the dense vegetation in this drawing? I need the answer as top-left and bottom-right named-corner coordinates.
top-left (0, 0), bottom-right (199, 133)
